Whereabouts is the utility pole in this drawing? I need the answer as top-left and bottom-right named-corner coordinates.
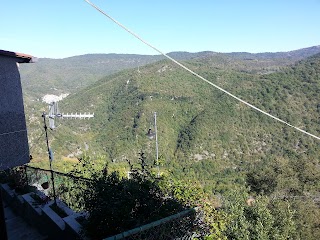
top-left (154, 112), bottom-right (159, 177)
top-left (146, 112), bottom-right (160, 177)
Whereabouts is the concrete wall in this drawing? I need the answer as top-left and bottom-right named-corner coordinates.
top-left (1, 184), bottom-right (84, 239)
top-left (0, 55), bottom-right (29, 170)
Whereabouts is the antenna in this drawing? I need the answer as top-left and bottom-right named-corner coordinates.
top-left (48, 101), bottom-right (94, 129)
top-left (40, 101), bottom-right (94, 204)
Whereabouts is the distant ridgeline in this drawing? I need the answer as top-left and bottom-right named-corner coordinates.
top-left (21, 48), bottom-right (320, 175)
top-left (19, 47), bottom-right (320, 239)
top-left (19, 46), bottom-right (320, 99)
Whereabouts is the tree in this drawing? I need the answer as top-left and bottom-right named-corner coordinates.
top-left (223, 189), bottom-right (297, 240)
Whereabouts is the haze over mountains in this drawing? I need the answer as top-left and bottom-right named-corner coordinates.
top-left (20, 45), bottom-right (320, 99)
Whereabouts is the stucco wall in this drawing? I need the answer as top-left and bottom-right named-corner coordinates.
top-left (0, 55), bottom-right (29, 170)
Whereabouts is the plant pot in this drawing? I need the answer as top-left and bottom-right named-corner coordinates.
top-left (41, 182), bottom-right (49, 190)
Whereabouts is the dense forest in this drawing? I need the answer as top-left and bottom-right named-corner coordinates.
top-left (20, 47), bottom-right (320, 239)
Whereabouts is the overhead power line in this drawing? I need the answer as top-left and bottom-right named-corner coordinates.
top-left (84, 0), bottom-right (320, 141)
top-left (48, 128), bottom-right (82, 163)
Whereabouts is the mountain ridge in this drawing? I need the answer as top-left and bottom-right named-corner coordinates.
top-left (20, 45), bottom-right (320, 99)
top-left (23, 47), bottom-right (320, 239)
top-left (51, 51), bottom-right (320, 163)
top-left (38, 45), bottom-right (320, 60)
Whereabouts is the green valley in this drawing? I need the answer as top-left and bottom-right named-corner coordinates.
top-left (20, 47), bottom-right (320, 239)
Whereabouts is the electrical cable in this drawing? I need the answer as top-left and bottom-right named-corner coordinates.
top-left (84, 0), bottom-right (320, 141)
top-left (48, 128), bottom-right (82, 163)
top-left (0, 129), bottom-right (27, 137)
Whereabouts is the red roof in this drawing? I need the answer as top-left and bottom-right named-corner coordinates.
top-left (0, 49), bottom-right (37, 63)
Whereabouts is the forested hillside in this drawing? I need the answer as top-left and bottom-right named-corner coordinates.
top-left (46, 52), bottom-right (319, 162)
top-left (20, 54), bottom-right (162, 99)
top-left (25, 50), bottom-right (320, 177)
top-left (20, 45), bottom-right (320, 99)
top-left (22, 48), bottom-right (320, 239)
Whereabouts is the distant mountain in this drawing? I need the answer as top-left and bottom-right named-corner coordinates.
top-left (39, 51), bottom-right (319, 165)
top-left (190, 45), bottom-right (320, 74)
top-left (20, 46), bottom-right (320, 99)
top-left (170, 45), bottom-right (320, 60)
top-left (225, 45), bottom-right (320, 59)
top-left (25, 50), bottom-right (320, 239)
top-left (19, 54), bottom-right (162, 99)
top-left (21, 46), bottom-right (320, 163)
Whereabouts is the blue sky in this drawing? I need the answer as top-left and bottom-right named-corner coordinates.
top-left (1, 0), bottom-right (320, 58)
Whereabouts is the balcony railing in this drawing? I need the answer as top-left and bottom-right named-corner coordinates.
top-left (24, 165), bottom-right (92, 212)
top-left (1, 165), bottom-right (203, 239)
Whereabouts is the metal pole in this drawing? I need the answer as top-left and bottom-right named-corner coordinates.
top-left (154, 112), bottom-right (159, 177)
top-left (42, 113), bottom-right (57, 205)
top-left (0, 189), bottom-right (8, 240)
top-left (24, 165), bottom-right (29, 186)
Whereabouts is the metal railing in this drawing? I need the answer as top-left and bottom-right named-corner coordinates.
top-left (105, 208), bottom-right (197, 240)
top-left (24, 165), bottom-right (92, 211)
top-left (2, 166), bottom-right (206, 239)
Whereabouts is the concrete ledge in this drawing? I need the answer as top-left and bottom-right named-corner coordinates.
top-left (1, 183), bottom-right (15, 199)
top-left (1, 184), bottom-right (24, 214)
top-left (56, 198), bottom-right (75, 216)
top-left (64, 215), bottom-right (83, 236)
top-left (22, 193), bottom-right (42, 215)
top-left (42, 204), bottom-right (66, 230)
top-left (1, 183), bottom-right (84, 239)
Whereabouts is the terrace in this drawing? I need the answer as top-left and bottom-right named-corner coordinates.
top-left (1, 165), bottom-right (197, 239)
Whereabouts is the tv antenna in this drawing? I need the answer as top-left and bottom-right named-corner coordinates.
top-left (47, 101), bottom-right (94, 129)
top-left (40, 101), bottom-right (94, 204)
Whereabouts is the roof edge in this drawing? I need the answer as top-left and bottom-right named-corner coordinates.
top-left (0, 50), bottom-right (37, 63)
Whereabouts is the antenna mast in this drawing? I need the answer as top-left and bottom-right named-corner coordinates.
top-left (40, 101), bottom-right (94, 203)
top-left (48, 101), bottom-right (94, 129)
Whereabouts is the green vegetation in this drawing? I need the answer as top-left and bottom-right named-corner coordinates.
top-left (21, 49), bottom-right (320, 239)
top-left (55, 154), bottom-right (224, 239)
top-left (223, 190), bottom-right (297, 240)
top-left (20, 54), bottom-right (165, 99)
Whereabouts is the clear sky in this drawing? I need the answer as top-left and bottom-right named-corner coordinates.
top-left (1, 0), bottom-right (320, 58)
